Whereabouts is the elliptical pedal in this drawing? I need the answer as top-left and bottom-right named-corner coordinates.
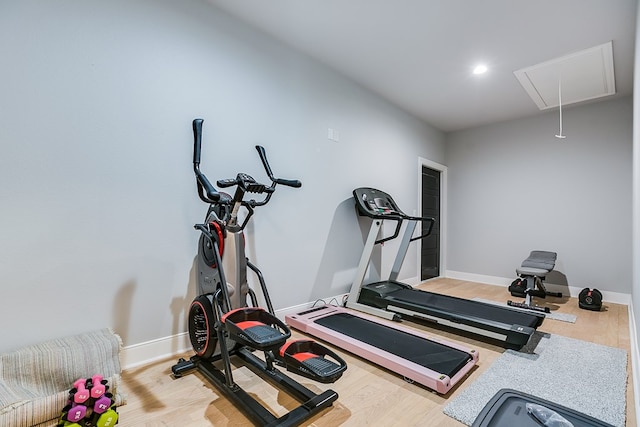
top-left (222, 307), bottom-right (291, 350)
top-left (278, 340), bottom-right (347, 383)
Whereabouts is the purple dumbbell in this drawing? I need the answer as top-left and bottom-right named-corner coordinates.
top-left (93, 394), bottom-right (112, 414)
top-left (66, 403), bottom-right (87, 422)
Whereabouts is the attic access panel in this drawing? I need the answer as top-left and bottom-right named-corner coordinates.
top-left (514, 41), bottom-right (615, 110)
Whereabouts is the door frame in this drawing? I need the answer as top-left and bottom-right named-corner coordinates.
top-left (417, 157), bottom-right (447, 282)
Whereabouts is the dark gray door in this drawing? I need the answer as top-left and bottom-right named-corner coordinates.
top-left (421, 166), bottom-right (440, 280)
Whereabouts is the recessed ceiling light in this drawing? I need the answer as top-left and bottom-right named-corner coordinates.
top-left (473, 64), bottom-right (488, 75)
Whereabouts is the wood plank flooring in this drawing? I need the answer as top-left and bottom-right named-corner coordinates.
top-left (118, 278), bottom-right (635, 426)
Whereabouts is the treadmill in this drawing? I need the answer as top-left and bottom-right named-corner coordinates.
top-left (286, 304), bottom-right (478, 394)
top-left (346, 187), bottom-right (544, 349)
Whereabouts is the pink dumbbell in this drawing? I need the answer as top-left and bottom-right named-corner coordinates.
top-left (71, 378), bottom-right (90, 404)
top-left (89, 374), bottom-right (107, 398)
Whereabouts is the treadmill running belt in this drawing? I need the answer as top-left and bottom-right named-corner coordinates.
top-left (389, 289), bottom-right (541, 328)
top-left (315, 312), bottom-right (471, 378)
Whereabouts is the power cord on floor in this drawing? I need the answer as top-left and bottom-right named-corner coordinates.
top-left (311, 297), bottom-right (342, 307)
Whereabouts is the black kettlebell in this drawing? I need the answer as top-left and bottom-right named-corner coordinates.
top-left (509, 278), bottom-right (526, 298)
top-left (578, 288), bottom-right (603, 311)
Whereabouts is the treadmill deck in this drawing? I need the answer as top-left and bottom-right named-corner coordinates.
top-left (286, 305), bottom-right (478, 394)
top-left (359, 281), bottom-right (544, 348)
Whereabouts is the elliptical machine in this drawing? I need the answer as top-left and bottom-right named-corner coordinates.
top-left (172, 119), bottom-right (346, 427)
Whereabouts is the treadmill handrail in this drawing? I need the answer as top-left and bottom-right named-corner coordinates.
top-left (408, 215), bottom-right (434, 242)
top-left (352, 187), bottom-right (435, 244)
top-left (376, 218), bottom-right (403, 244)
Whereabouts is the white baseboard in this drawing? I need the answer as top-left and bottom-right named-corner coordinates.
top-left (444, 270), bottom-right (512, 287)
top-left (629, 303), bottom-right (640, 425)
top-left (121, 332), bottom-right (191, 370)
top-left (445, 270), bottom-right (631, 305)
top-left (402, 275), bottom-right (421, 286)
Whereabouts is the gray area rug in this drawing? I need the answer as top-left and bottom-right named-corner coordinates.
top-left (0, 328), bottom-right (124, 427)
top-left (444, 333), bottom-right (627, 426)
top-left (473, 297), bottom-right (577, 323)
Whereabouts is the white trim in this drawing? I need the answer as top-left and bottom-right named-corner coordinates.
top-left (418, 157), bottom-right (448, 282)
top-left (121, 332), bottom-right (191, 370)
top-left (444, 270), bottom-right (511, 287)
top-left (402, 275), bottom-right (421, 286)
top-left (629, 301), bottom-right (640, 426)
top-left (445, 270), bottom-right (632, 305)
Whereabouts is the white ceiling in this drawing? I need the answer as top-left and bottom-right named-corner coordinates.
top-left (206, 0), bottom-right (636, 132)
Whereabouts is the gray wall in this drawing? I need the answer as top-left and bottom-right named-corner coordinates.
top-left (632, 0), bottom-right (640, 361)
top-left (445, 96), bottom-right (633, 293)
top-left (0, 0), bottom-right (444, 351)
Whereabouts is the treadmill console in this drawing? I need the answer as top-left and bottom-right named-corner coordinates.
top-left (353, 187), bottom-right (402, 219)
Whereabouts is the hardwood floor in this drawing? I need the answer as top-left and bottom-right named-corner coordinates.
top-left (118, 278), bottom-right (635, 426)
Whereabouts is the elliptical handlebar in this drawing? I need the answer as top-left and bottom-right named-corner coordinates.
top-left (193, 119), bottom-right (221, 204)
top-left (255, 145), bottom-right (302, 189)
top-left (192, 118), bottom-right (204, 165)
top-left (248, 145), bottom-right (302, 208)
top-left (191, 118), bottom-right (301, 215)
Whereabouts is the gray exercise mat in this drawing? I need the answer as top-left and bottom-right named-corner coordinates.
top-left (443, 333), bottom-right (627, 426)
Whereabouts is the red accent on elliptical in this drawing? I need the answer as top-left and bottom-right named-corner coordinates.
top-left (221, 307), bottom-right (265, 324)
top-left (291, 352), bottom-right (317, 362)
top-left (211, 221), bottom-right (224, 259)
top-left (233, 320), bottom-right (265, 330)
top-left (278, 339), bottom-right (317, 360)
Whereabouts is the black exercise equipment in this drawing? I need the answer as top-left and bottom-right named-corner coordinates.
top-left (579, 288), bottom-right (603, 311)
top-left (346, 187), bottom-right (545, 349)
top-left (172, 119), bottom-right (346, 427)
top-left (472, 388), bottom-right (614, 427)
top-left (508, 251), bottom-right (562, 314)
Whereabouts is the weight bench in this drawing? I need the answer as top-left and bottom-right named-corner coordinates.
top-left (508, 251), bottom-right (561, 313)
